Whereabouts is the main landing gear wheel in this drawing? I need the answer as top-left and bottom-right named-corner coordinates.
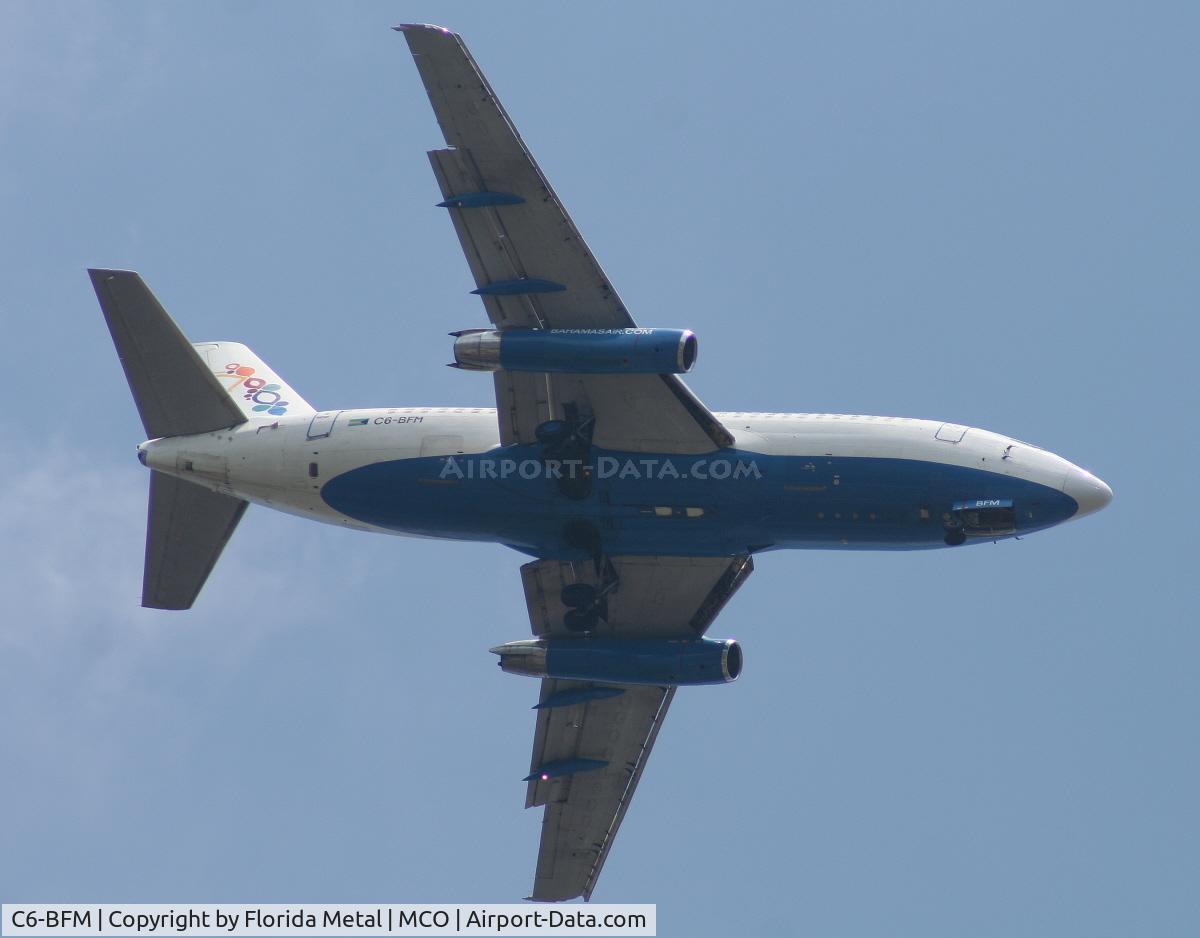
top-left (563, 607), bottom-right (601, 632)
top-left (561, 582), bottom-right (598, 609)
top-left (558, 521), bottom-right (618, 634)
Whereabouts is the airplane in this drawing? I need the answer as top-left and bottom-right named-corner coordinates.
top-left (89, 24), bottom-right (1112, 902)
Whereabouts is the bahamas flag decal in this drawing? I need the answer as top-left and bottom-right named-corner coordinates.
top-left (348, 417), bottom-right (369, 427)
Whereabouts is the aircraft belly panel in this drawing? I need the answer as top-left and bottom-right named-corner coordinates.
top-left (318, 449), bottom-right (1078, 556)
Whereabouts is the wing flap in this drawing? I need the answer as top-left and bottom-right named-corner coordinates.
top-left (492, 370), bottom-right (552, 445)
top-left (522, 555), bottom-right (754, 639)
top-left (526, 680), bottom-right (675, 902)
top-left (427, 147), bottom-right (626, 331)
top-left (427, 148), bottom-right (536, 330)
top-left (404, 25), bottom-right (634, 330)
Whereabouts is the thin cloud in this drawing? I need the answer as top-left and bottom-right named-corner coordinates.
top-left (0, 5), bottom-right (165, 135)
top-left (0, 438), bottom-right (355, 822)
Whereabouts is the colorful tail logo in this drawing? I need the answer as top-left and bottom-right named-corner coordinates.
top-left (216, 363), bottom-right (290, 416)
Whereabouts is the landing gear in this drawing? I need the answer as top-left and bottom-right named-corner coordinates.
top-left (563, 519), bottom-right (603, 558)
top-left (561, 581), bottom-right (605, 631)
top-left (536, 405), bottom-right (595, 500)
top-left (943, 499), bottom-right (1016, 544)
top-left (558, 519), bottom-right (619, 634)
top-left (560, 582), bottom-right (598, 608)
top-left (563, 607), bottom-right (601, 633)
top-left (560, 575), bottom-right (615, 633)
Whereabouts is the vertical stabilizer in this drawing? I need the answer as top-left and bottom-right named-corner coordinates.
top-left (193, 341), bottom-right (315, 420)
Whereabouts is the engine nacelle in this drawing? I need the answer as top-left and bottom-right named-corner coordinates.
top-left (452, 327), bottom-right (697, 375)
top-left (490, 637), bottom-right (741, 686)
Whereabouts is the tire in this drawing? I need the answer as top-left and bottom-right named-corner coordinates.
top-left (564, 608), bottom-right (599, 632)
top-left (561, 583), bottom-right (598, 609)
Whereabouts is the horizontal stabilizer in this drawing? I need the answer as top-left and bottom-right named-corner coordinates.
top-left (143, 471), bottom-right (247, 610)
top-left (90, 269), bottom-right (247, 438)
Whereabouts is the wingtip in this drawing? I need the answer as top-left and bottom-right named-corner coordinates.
top-left (393, 23), bottom-right (456, 35)
top-left (87, 267), bottom-right (139, 284)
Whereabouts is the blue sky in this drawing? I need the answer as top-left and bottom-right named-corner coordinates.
top-left (1, 2), bottom-right (1196, 935)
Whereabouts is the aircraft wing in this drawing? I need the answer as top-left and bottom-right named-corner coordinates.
top-left (397, 25), bottom-right (733, 454)
top-left (517, 555), bottom-right (753, 901)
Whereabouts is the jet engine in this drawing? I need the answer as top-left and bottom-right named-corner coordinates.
top-left (452, 327), bottom-right (697, 374)
top-left (490, 637), bottom-right (741, 686)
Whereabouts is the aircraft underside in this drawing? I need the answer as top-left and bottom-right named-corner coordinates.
top-left (319, 447), bottom-right (1080, 556)
top-left (88, 22), bottom-right (1112, 904)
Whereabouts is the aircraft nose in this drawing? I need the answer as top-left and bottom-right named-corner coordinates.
top-left (1063, 466), bottom-right (1113, 519)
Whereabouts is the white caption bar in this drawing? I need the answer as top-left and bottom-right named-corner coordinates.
top-left (2, 905), bottom-right (655, 937)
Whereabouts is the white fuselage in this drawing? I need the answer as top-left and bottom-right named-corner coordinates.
top-left (139, 408), bottom-right (1109, 554)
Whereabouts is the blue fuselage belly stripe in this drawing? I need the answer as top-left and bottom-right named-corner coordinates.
top-left (319, 448), bottom-right (1078, 557)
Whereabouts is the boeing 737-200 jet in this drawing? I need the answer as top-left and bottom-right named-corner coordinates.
top-left (89, 25), bottom-right (1112, 902)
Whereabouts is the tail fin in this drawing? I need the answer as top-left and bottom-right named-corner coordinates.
top-left (89, 268), bottom-right (260, 610)
top-left (89, 269), bottom-right (247, 438)
top-left (192, 341), bottom-right (315, 420)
